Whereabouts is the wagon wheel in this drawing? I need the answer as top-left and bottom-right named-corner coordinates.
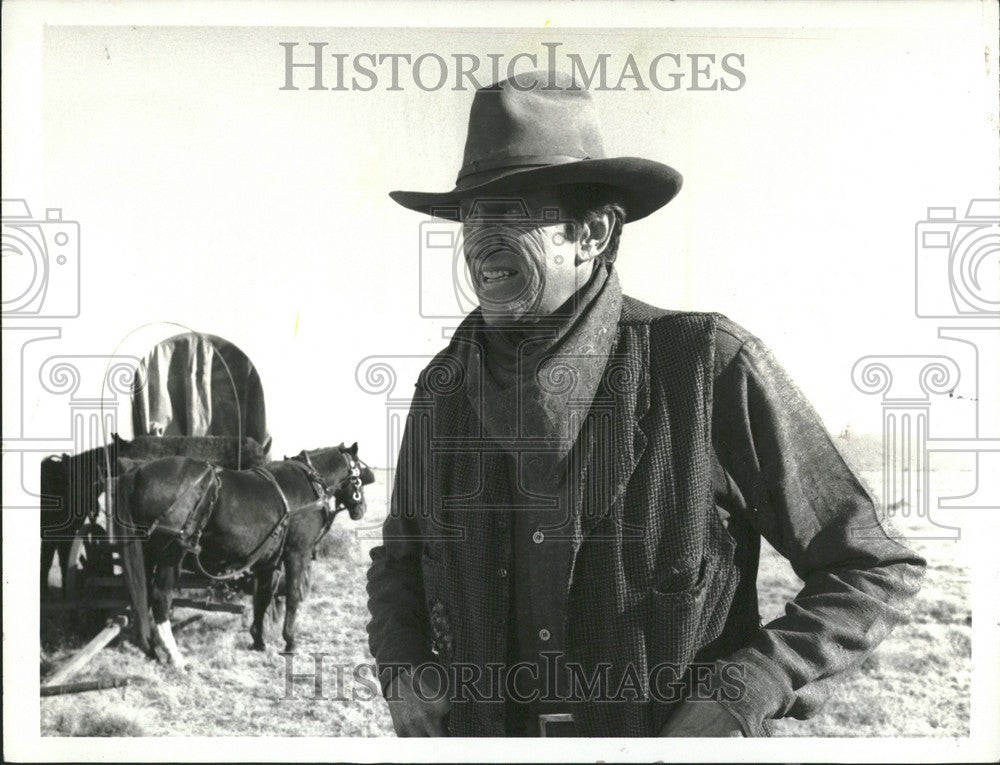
top-left (64, 523), bottom-right (121, 630)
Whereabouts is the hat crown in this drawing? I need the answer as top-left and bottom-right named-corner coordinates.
top-left (457, 70), bottom-right (607, 187)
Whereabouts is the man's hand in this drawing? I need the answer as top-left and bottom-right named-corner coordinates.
top-left (385, 668), bottom-right (451, 737)
top-left (659, 699), bottom-right (746, 737)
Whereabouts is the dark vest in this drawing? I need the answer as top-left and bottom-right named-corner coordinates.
top-left (416, 298), bottom-right (755, 736)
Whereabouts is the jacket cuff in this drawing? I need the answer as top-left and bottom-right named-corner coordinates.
top-left (373, 629), bottom-right (435, 696)
top-left (713, 647), bottom-right (794, 737)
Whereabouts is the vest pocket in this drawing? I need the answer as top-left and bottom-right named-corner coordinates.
top-left (647, 558), bottom-right (714, 667)
top-left (646, 533), bottom-right (739, 667)
top-left (652, 552), bottom-right (707, 595)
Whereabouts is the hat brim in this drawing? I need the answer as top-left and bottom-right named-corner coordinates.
top-left (389, 157), bottom-right (682, 224)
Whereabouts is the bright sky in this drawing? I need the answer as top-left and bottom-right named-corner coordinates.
top-left (8, 9), bottom-right (998, 463)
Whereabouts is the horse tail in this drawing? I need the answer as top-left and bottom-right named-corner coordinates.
top-left (113, 470), bottom-right (152, 655)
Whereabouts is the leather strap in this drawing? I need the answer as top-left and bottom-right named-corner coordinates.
top-left (146, 465), bottom-right (219, 552)
top-left (190, 467), bottom-right (293, 581)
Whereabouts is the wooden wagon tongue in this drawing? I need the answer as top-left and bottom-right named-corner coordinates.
top-left (42, 617), bottom-right (130, 692)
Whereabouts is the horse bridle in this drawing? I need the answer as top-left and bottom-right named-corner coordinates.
top-left (288, 447), bottom-right (365, 516)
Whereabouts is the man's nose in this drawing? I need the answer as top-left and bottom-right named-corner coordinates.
top-left (463, 225), bottom-right (523, 256)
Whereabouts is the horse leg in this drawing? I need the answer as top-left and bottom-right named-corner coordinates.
top-left (250, 566), bottom-right (278, 651)
top-left (140, 551), bottom-right (159, 661)
top-left (40, 541), bottom-right (55, 597)
top-left (57, 536), bottom-right (73, 595)
top-left (281, 554), bottom-right (307, 655)
top-left (151, 562), bottom-right (186, 669)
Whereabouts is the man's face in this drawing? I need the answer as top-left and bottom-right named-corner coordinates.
top-left (460, 188), bottom-right (593, 325)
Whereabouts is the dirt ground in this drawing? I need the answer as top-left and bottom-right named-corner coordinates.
top-left (40, 468), bottom-right (970, 737)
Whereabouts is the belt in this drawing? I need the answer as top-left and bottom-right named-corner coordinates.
top-left (537, 712), bottom-right (575, 737)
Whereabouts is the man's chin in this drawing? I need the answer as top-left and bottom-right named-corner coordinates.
top-left (477, 287), bottom-right (536, 323)
top-left (480, 302), bottom-right (541, 326)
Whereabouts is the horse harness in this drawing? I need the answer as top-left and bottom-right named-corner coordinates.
top-left (148, 450), bottom-right (364, 581)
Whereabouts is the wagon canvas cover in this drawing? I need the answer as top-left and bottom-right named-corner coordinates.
top-left (131, 332), bottom-right (269, 450)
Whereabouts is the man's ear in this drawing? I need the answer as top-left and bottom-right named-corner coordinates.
top-left (576, 211), bottom-right (614, 265)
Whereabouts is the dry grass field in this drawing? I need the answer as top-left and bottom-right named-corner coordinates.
top-left (40, 464), bottom-right (971, 738)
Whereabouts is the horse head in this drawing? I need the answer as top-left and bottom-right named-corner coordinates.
top-left (292, 442), bottom-right (373, 521)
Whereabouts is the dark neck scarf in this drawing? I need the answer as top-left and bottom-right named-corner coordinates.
top-left (462, 264), bottom-right (623, 495)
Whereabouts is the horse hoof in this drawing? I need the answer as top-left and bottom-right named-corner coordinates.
top-left (250, 642), bottom-right (266, 652)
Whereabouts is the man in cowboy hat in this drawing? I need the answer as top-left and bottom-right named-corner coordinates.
top-left (366, 70), bottom-right (924, 737)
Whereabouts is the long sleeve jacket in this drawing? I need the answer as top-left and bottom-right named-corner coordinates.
top-left (366, 297), bottom-right (926, 736)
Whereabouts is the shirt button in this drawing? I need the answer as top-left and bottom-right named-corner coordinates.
top-left (498, 567), bottom-right (508, 578)
top-left (538, 628), bottom-right (551, 642)
top-left (532, 530), bottom-right (545, 544)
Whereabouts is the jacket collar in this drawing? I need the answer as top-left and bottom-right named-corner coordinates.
top-left (569, 311), bottom-right (650, 547)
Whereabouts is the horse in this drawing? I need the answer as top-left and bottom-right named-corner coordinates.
top-left (114, 443), bottom-right (373, 667)
top-left (40, 451), bottom-right (104, 596)
top-left (39, 434), bottom-right (268, 597)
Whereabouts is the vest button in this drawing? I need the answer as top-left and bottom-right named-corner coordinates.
top-left (532, 530), bottom-right (545, 544)
top-left (498, 567), bottom-right (508, 578)
top-left (538, 628), bottom-right (551, 642)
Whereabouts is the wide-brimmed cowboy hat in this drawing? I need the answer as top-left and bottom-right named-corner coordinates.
top-left (389, 70), bottom-right (682, 223)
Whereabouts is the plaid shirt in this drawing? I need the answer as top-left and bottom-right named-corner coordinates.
top-left (366, 296), bottom-right (926, 736)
